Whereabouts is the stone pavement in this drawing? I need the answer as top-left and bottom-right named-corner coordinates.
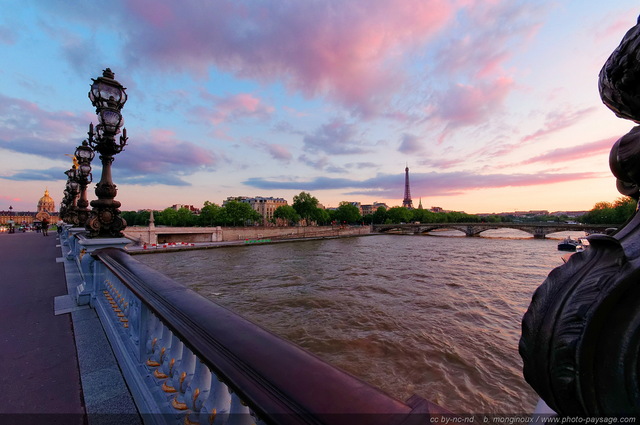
top-left (0, 231), bottom-right (140, 425)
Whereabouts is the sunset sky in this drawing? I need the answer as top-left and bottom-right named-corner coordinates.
top-left (1, 1), bottom-right (638, 214)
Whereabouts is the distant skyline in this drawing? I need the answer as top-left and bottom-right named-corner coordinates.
top-left (1, 1), bottom-right (638, 214)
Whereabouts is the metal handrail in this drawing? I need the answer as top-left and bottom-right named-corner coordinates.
top-left (93, 247), bottom-right (445, 424)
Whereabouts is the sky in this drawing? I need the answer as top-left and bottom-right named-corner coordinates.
top-left (1, 1), bottom-right (639, 214)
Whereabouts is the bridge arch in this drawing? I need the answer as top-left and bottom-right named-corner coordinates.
top-left (373, 223), bottom-right (612, 239)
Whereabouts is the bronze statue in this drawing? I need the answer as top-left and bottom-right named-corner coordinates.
top-left (519, 16), bottom-right (640, 416)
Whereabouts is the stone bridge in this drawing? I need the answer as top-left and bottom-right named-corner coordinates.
top-left (373, 222), bottom-right (615, 239)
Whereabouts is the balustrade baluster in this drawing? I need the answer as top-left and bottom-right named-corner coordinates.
top-left (87, 247), bottom-right (439, 424)
top-left (228, 394), bottom-right (256, 425)
top-left (194, 376), bottom-right (232, 425)
top-left (169, 348), bottom-right (197, 410)
top-left (154, 333), bottom-right (183, 383)
top-left (146, 322), bottom-right (171, 368)
top-left (181, 359), bottom-right (213, 424)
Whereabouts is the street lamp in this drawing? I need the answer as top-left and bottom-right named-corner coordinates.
top-left (62, 166), bottom-right (80, 225)
top-left (85, 68), bottom-right (128, 238)
top-left (74, 141), bottom-right (94, 227)
top-left (8, 205), bottom-right (14, 233)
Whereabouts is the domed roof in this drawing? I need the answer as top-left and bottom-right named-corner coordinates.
top-left (37, 189), bottom-right (55, 213)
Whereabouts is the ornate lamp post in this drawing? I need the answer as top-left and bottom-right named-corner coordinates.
top-left (85, 68), bottom-right (128, 238)
top-left (519, 17), bottom-right (640, 416)
top-left (62, 166), bottom-right (80, 226)
top-left (74, 141), bottom-right (94, 227)
top-left (8, 205), bottom-right (14, 233)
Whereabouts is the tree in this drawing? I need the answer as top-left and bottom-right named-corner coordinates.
top-left (273, 205), bottom-right (300, 226)
top-left (614, 196), bottom-right (636, 223)
top-left (334, 202), bottom-right (362, 224)
top-left (579, 196), bottom-right (636, 224)
top-left (157, 207), bottom-right (179, 226)
top-left (200, 201), bottom-right (223, 226)
top-left (175, 207), bottom-right (196, 227)
top-left (372, 206), bottom-right (387, 224)
top-left (386, 206), bottom-right (413, 223)
top-left (222, 200), bottom-right (261, 226)
top-left (293, 192), bottom-right (321, 225)
top-left (121, 211), bottom-right (137, 226)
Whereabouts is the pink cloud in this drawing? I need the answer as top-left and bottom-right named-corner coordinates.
top-left (521, 107), bottom-right (596, 143)
top-left (195, 93), bottom-right (274, 125)
top-left (431, 77), bottom-right (514, 143)
top-left (265, 144), bottom-right (292, 162)
top-left (434, 2), bottom-right (545, 79)
top-left (119, 0), bottom-right (455, 116)
top-left (592, 9), bottom-right (639, 41)
top-left (523, 137), bottom-right (616, 165)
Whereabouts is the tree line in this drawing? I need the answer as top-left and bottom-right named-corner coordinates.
top-left (577, 196), bottom-right (637, 224)
top-left (121, 193), bottom-right (639, 228)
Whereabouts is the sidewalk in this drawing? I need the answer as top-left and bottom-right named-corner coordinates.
top-left (0, 231), bottom-right (139, 425)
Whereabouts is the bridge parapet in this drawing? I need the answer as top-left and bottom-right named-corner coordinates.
top-left (61, 230), bottom-right (446, 423)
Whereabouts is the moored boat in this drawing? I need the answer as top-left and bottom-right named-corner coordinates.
top-left (558, 237), bottom-right (579, 251)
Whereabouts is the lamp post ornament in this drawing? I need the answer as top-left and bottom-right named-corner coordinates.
top-left (85, 68), bottom-right (128, 238)
top-left (519, 16), bottom-right (640, 416)
top-left (62, 162), bottom-right (80, 226)
top-left (74, 141), bottom-right (94, 228)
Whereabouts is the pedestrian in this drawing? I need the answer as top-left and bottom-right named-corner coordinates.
top-left (41, 218), bottom-right (49, 236)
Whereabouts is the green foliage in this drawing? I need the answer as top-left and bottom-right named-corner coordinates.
top-left (315, 207), bottom-right (331, 225)
top-left (292, 192), bottom-right (319, 221)
top-left (372, 206), bottom-right (388, 224)
top-left (292, 191), bottom-right (328, 225)
top-left (156, 207), bottom-right (179, 226)
top-left (334, 202), bottom-right (362, 224)
top-left (386, 206), bottom-right (413, 224)
top-left (273, 205), bottom-right (300, 225)
top-left (121, 210), bottom-right (151, 226)
top-left (221, 200), bottom-right (262, 226)
top-left (380, 207), bottom-right (503, 224)
top-left (579, 196), bottom-right (637, 224)
top-left (199, 201), bottom-right (223, 226)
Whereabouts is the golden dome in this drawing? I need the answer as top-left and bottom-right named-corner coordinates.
top-left (37, 189), bottom-right (55, 213)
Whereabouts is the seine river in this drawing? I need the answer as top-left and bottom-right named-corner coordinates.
top-left (137, 229), bottom-right (582, 414)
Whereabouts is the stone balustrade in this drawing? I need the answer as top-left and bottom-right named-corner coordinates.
top-left (61, 229), bottom-right (446, 424)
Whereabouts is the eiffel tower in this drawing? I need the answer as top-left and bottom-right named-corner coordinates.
top-left (402, 165), bottom-right (413, 209)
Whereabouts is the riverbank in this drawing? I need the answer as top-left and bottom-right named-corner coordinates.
top-left (127, 227), bottom-right (377, 255)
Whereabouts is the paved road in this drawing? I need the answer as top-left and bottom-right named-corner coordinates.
top-left (0, 231), bottom-right (85, 424)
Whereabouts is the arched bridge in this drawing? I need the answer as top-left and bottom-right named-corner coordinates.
top-left (372, 222), bottom-right (615, 239)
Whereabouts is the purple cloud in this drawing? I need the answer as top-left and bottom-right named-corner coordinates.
top-left (0, 94), bottom-right (221, 186)
top-left (244, 169), bottom-right (605, 198)
top-left (303, 118), bottom-right (370, 155)
top-left (114, 130), bottom-right (220, 185)
top-left (398, 133), bottom-right (424, 154)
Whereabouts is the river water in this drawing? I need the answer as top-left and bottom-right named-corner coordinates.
top-left (136, 229), bottom-right (583, 414)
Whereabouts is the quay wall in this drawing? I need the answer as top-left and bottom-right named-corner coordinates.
top-left (124, 225), bottom-right (371, 245)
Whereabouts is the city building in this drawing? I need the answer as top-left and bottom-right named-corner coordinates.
top-left (361, 202), bottom-right (390, 216)
top-left (170, 204), bottom-right (200, 213)
top-left (225, 196), bottom-right (288, 225)
top-left (1, 189), bottom-right (59, 228)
